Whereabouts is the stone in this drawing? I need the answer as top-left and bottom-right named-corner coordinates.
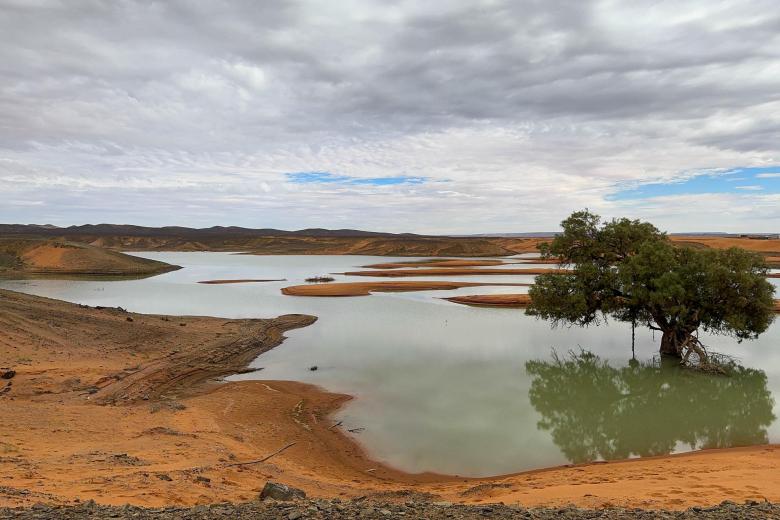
top-left (260, 481), bottom-right (306, 501)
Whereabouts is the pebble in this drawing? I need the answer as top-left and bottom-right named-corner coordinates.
top-left (1, 500), bottom-right (779, 519)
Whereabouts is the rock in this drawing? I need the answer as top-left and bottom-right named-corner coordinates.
top-left (288, 512), bottom-right (303, 520)
top-left (156, 473), bottom-right (173, 481)
top-left (260, 481), bottom-right (306, 501)
top-left (1, 370), bottom-right (15, 379)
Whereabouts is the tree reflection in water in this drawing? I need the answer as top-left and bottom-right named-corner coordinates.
top-left (525, 351), bottom-right (775, 464)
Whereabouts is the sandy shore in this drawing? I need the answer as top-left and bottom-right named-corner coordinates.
top-left (281, 281), bottom-right (530, 297)
top-left (342, 268), bottom-right (571, 277)
top-left (444, 294), bottom-right (532, 308)
top-left (197, 279), bottom-right (285, 284)
top-left (445, 293), bottom-right (780, 312)
top-left (2, 289), bottom-right (780, 510)
top-left (362, 259), bottom-right (511, 269)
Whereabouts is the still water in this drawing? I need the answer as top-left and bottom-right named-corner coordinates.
top-left (2, 252), bottom-right (778, 477)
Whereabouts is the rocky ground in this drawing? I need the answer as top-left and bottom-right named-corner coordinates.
top-left (2, 498), bottom-right (779, 519)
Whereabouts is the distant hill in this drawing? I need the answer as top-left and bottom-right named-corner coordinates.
top-left (0, 224), bottom-right (548, 257)
top-left (458, 232), bottom-right (559, 238)
top-left (1, 224), bottom-right (776, 262)
top-left (0, 224), bottom-right (422, 239)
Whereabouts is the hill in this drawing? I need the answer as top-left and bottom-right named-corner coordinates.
top-left (1, 225), bottom-right (778, 263)
top-left (0, 238), bottom-right (180, 277)
top-left (0, 224), bottom-right (547, 257)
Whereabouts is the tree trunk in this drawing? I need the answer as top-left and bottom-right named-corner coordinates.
top-left (660, 329), bottom-right (683, 358)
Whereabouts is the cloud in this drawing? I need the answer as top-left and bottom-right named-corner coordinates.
top-left (1, 0), bottom-right (779, 232)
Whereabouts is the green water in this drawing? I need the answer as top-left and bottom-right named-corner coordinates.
top-left (1, 251), bottom-right (777, 476)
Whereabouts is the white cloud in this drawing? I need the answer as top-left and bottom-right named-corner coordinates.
top-left (0, 0), bottom-right (779, 232)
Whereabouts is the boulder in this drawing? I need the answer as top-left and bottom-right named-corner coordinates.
top-left (260, 481), bottom-right (306, 501)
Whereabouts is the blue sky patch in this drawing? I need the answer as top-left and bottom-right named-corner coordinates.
top-left (286, 171), bottom-right (427, 186)
top-left (609, 166), bottom-right (780, 201)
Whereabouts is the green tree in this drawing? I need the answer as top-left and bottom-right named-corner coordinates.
top-left (527, 210), bottom-right (775, 360)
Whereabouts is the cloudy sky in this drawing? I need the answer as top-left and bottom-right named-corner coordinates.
top-left (1, 0), bottom-right (779, 233)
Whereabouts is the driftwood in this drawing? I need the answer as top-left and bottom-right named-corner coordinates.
top-left (678, 333), bottom-right (732, 374)
top-left (222, 442), bottom-right (297, 467)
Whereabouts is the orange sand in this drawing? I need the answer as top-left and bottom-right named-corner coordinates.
top-left (445, 293), bottom-right (532, 308)
top-left (198, 279), bottom-right (285, 284)
top-left (281, 281), bottom-right (530, 297)
top-left (445, 294), bottom-right (780, 312)
top-left (363, 259), bottom-right (511, 269)
top-left (2, 288), bottom-right (780, 510)
top-left (342, 268), bottom-right (571, 277)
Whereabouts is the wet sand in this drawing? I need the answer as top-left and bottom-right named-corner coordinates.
top-left (445, 294), bottom-right (780, 312)
top-left (197, 279), bottom-right (285, 284)
top-left (444, 293), bottom-right (532, 308)
top-left (341, 268), bottom-right (571, 277)
top-left (2, 288), bottom-right (780, 510)
top-left (280, 281), bottom-right (531, 297)
top-left (362, 259), bottom-right (511, 269)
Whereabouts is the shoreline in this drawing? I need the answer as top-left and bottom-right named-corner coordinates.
top-left (281, 280), bottom-right (530, 297)
top-left (2, 288), bottom-right (780, 510)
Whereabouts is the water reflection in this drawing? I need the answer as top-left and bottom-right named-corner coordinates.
top-left (526, 351), bottom-right (775, 464)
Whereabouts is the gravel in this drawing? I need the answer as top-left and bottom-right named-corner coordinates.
top-left (1, 499), bottom-right (779, 519)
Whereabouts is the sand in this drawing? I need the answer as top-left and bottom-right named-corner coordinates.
top-left (362, 259), bottom-right (511, 269)
top-left (445, 294), bottom-right (780, 312)
top-left (197, 279), bottom-right (285, 284)
top-left (444, 294), bottom-right (532, 308)
top-left (670, 235), bottom-right (780, 254)
top-left (2, 288), bottom-right (780, 511)
top-left (342, 268), bottom-right (571, 278)
top-left (281, 281), bottom-right (530, 297)
top-left (0, 238), bottom-right (178, 277)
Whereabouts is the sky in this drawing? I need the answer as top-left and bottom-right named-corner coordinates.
top-left (1, 0), bottom-right (779, 234)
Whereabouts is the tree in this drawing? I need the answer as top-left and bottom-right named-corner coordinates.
top-left (527, 210), bottom-right (775, 362)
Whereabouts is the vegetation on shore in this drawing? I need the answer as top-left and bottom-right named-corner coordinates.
top-left (527, 211), bottom-right (775, 368)
top-left (305, 276), bottom-right (336, 283)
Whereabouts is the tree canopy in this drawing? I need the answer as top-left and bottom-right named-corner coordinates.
top-left (527, 210), bottom-right (775, 363)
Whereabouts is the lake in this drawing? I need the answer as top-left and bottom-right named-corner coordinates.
top-left (2, 251), bottom-right (778, 477)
